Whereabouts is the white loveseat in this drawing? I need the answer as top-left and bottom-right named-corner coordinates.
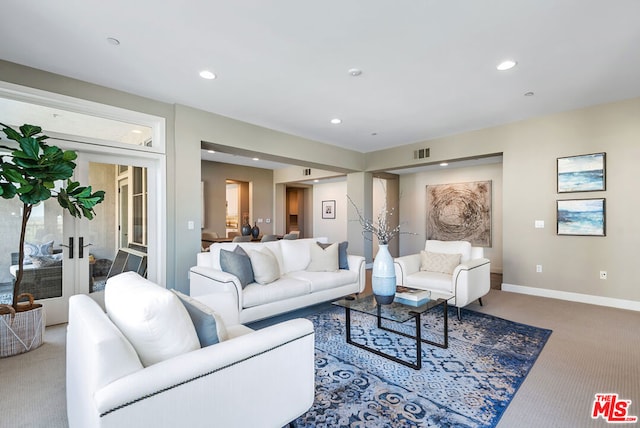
top-left (190, 238), bottom-right (366, 324)
top-left (66, 272), bottom-right (315, 428)
top-left (394, 240), bottom-right (490, 319)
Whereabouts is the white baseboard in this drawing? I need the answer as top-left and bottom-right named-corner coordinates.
top-left (502, 283), bottom-right (640, 312)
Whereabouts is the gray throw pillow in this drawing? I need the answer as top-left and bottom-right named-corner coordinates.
top-left (171, 290), bottom-right (228, 347)
top-left (318, 241), bottom-right (349, 269)
top-left (220, 246), bottom-right (255, 287)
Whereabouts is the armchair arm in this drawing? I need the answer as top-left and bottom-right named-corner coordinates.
top-left (347, 255), bottom-right (366, 293)
top-left (95, 318), bottom-right (315, 428)
top-left (393, 254), bottom-right (421, 286)
top-left (452, 258), bottom-right (490, 307)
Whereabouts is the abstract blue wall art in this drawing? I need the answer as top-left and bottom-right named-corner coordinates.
top-left (557, 198), bottom-right (606, 236)
top-left (557, 152), bottom-right (606, 193)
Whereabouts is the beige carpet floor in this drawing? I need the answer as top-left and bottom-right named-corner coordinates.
top-left (1, 289), bottom-right (639, 427)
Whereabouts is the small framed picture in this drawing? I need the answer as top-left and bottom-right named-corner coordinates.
top-left (322, 200), bottom-right (336, 219)
top-left (557, 198), bottom-right (606, 236)
top-left (557, 152), bottom-right (606, 193)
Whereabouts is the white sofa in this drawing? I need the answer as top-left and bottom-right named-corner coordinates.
top-left (66, 272), bottom-right (315, 428)
top-left (190, 238), bottom-right (366, 324)
top-left (394, 240), bottom-right (490, 319)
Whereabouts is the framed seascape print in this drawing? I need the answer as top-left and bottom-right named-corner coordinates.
top-left (557, 152), bottom-right (606, 193)
top-left (322, 200), bottom-right (336, 219)
top-left (557, 198), bottom-right (606, 236)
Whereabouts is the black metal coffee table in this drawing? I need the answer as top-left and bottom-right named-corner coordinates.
top-left (332, 293), bottom-right (450, 369)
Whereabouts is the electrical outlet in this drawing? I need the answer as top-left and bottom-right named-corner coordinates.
top-left (536, 265), bottom-right (542, 273)
top-left (600, 271), bottom-right (607, 280)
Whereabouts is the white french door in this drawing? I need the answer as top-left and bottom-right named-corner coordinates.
top-left (38, 148), bottom-right (161, 325)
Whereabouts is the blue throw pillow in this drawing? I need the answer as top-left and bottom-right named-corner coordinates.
top-left (317, 241), bottom-right (349, 269)
top-left (171, 290), bottom-right (228, 347)
top-left (220, 245), bottom-right (255, 287)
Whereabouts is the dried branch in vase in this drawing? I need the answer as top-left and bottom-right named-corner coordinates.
top-left (347, 195), bottom-right (414, 244)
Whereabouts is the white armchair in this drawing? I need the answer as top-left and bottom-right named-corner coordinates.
top-left (66, 272), bottom-right (315, 428)
top-left (394, 240), bottom-right (490, 320)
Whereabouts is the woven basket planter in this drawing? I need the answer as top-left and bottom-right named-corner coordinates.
top-left (0, 305), bottom-right (45, 358)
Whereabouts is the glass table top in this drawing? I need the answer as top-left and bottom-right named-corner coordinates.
top-left (332, 293), bottom-right (450, 323)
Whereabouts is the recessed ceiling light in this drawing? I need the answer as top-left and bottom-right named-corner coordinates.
top-left (348, 68), bottom-right (362, 77)
top-left (524, 91), bottom-right (535, 97)
top-left (440, 162), bottom-right (449, 167)
top-left (252, 157), bottom-right (259, 161)
top-left (131, 129), bottom-right (142, 134)
top-left (330, 118), bottom-right (342, 125)
top-left (207, 150), bottom-right (215, 154)
top-left (199, 70), bottom-right (216, 80)
top-left (313, 179), bottom-right (319, 183)
top-left (106, 37), bottom-right (120, 46)
top-left (496, 60), bottom-right (517, 71)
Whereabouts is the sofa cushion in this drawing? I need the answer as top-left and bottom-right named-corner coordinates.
top-left (420, 251), bottom-right (461, 275)
top-left (248, 247), bottom-right (281, 284)
top-left (425, 240), bottom-right (472, 262)
top-left (220, 246), bottom-right (254, 287)
top-left (287, 270), bottom-right (358, 293)
top-left (406, 270), bottom-right (453, 294)
top-left (242, 276), bottom-right (311, 308)
top-left (307, 242), bottom-right (338, 272)
top-left (318, 241), bottom-right (349, 269)
top-left (171, 290), bottom-right (228, 346)
top-left (279, 239), bottom-right (313, 274)
top-left (105, 272), bottom-right (200, 367)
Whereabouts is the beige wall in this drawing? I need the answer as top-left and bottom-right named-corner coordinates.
top-left (369, 97), bottom-right (640, 307)
top-left (201, 161), bottom-right (275, 238)
top-left (4, 59), bottom-right (639, 309)
top-left (397, 162), bottom-right (503, 273)
top-left (500, 99), bottom-right (640, 304)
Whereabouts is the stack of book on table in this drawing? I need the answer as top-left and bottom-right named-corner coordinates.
top-left (395, 287), bottom-right (431, 306)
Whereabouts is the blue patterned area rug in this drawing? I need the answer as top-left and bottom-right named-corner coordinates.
top-left (295, 305), bottom-right (552, 428)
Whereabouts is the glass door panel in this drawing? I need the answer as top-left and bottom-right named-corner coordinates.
top-left (0, 198), bottom-right (67, 304)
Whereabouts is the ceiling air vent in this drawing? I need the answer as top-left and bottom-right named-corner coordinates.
top-left (303, 168), bottom-right (311, 176)
top-left (413, 148), bottom-right (430, 159)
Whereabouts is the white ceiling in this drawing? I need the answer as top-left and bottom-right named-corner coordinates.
top-left (1, 1), bottom-right (640, 154)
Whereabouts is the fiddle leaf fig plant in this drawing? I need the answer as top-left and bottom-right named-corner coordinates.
top-left (0, 123), bottom-right (106, 310)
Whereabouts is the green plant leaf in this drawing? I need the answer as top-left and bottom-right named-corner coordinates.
top-left (62, 150), bottom-right (77, 162)
top-left (66, 180), bottom-right (80, 193)
top-left (20, 184), bottom-right (51, 204)
top-left (2, 166), bottom-right (27, 184)
top-left (0, 124), bottom-right (22, 141)
top-left (18, 137), bottom-right (41, 160)
top-left (16, 184), bottom-right (34, 194)
top-left (19, 124), bottom-right (42, 138)
top-left (0, 182), bottom-right (17, 199)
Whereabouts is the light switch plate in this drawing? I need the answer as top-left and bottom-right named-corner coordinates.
top-left (535, 220), bottom-right (544, 228)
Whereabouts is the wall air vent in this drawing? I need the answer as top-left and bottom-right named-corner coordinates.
top-left (413, 148), bottom-right (430, 159)
top-left (303, 168), bottom-right (311, 176)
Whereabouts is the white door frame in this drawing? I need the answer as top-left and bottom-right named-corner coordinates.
top-left (0, 81), bottom-right (167, 324)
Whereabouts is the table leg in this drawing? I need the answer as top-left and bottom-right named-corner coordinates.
top-left (415, 313), bottom-right (422, 369)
